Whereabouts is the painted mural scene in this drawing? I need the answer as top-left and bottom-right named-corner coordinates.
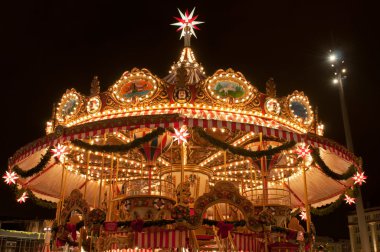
top-left (1, 7), bottom-right (373, 252)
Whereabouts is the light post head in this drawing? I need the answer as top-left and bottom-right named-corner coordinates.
top-left (329, 53), bottom-right (337, 62)
top-left (328, 50), bottom-right (347, 83)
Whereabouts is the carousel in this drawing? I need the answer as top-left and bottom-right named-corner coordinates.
top-left (4, 8), bottom-right (366, 252)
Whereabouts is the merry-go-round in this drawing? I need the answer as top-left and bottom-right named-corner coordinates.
top-left (3, 8), bottom-right (366, 252)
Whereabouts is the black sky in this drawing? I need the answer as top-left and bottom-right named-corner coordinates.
top-left (0, 1), bottom-right (379, 239)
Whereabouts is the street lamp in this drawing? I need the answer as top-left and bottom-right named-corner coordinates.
top-left (328, 50), bottom-right (371, 252)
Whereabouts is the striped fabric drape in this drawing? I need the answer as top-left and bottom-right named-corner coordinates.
top-left (135, 230), bottom-right (187, 249)
top-left (11, 113), bottom-right (357, 166)
top-left (233, 233), bottom-right (265, 252)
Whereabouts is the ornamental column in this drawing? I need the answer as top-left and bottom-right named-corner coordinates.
top-left (348, 225), bottom-right (357, 252)
top-left (369, 222), bottom-right (378, 252)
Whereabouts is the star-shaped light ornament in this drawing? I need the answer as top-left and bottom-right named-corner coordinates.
top-left (344, 194), bottom-right (356, 205)
top-left (299, 211), bottom-right (307, 221)
top-left (51, 144), bottom-right (68, 162)
top-left (172, 126), bottom-right (190, 144)
top-left (353, 171), bottom-right (367, 186)
top-left (295, 144), bottom-right (312, 159)
top-left (17, 192), bottom-right (28, 203)
top-left (3, 171), bottom-right (19, 185)
top-left (171, 8), bottom-right (204, 39)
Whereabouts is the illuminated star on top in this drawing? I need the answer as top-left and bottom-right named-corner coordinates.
top-left (344, 194), bottom-right (356, 205)
top-left (172, 126), bottom-right (190, 144)
top-left (3, 171), bottom-right (19, 185)
top-left (51, 144), bottom-right (68, 161)
top-left (17, 192), bottom-right (28, 203)
top-left (171, 8), bottom-right (204, 39)
top-left (352, 171), bottom-right (367, 186)
top-left (295, 144), bottom-right (312, 159)
top-left (299, 211), bottom-right (307, 220)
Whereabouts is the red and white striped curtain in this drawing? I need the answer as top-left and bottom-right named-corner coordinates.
top-left (106, 249), bottom-right (152, 252)
top-left (106, 249), bottom-right (153, 252)
top-left (135, 230), bottom-right (187, 249)
top-left (233, 233), bottom-right (265, 252)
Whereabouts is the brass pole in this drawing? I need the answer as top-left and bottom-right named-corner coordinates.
top-left (148, 165), bottom-right (153, 195)
top-left (253, 169), bottom-right (257, 201)
top-left (302, 164), bottom-right (311, 233)
top-left (55, 162), bottom-right (65, 223)
top-left (159, 168), bottom-right (162, 196)
top-left (59, 164), bottom-right (69, 225)
top-left (248, 160), bottom-right (255, 201)
top-left (84, 151), bottom-right (90, 199)
top-left (287, 176), bottom-right (291, 211)
top-left (171, 145), bottom-right (173, 196)
top-left (98, 133), bottom-right (107, 209)
top-left (107, 153), bottom-right (114, 221)
top-left (181, 142), bottom-right (185, 184)
top-left (113, 156), bottom-right (120, 220)
top-left (224, 150), bottom-right (228, 220)
top-left (98, 153), bottom-right (105, 208)
top-left (259, 133), bottom-right (268, 206)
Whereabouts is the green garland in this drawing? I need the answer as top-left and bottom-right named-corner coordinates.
top-left (71, 127), bottom-right (166, 153)
top-left (309, 185), bottom-right (359, 216)
top-left (271, 226), bottom-right (311, 238)
top-left (118, 219), bottom-right (175, 228)
top-left (12, 146), bottom-right (54, 178)
top-left (311, 147), bottom-right (356, 180)
top-left (117, 219), bottom-right (247, 228)
top-left (13, 185), bottom-right (57, 209)
top-left (309, 194), bottom-right (345, 216)
top-left (194, 127), bottom-right (296, 159)
top-left (202, 219), bottom-right (246, 227)
top-left (291, 185), bottom-right (359, 216)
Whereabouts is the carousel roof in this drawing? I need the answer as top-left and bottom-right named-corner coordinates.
top-left (6, 8), bottom-right (362, 211)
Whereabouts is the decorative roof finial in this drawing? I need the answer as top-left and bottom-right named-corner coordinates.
top-left (171, 8), bottom-right (204, 47)
top-left (266, 77), bottom-right (277, 97)
top-left (90, 76), bottom-right (100, 95)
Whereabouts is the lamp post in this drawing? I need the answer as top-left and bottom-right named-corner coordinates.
top-left (329, 51), bottom-right (370, 252)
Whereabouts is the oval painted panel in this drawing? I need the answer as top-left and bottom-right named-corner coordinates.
top-left (290, 101), bottom-right (308, 119)
top-left (87, 96), bottom-right (101, 114)
top-left (213, 81), bottom-right (245, 98)
top-left (119, 79), bottom-right (154, 99)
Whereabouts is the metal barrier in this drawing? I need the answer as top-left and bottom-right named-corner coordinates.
top-left (122, 178), bottom-right (176, 199)
top-left (0, 236), bottom-right (44, 252)
top-left (242, 188), bottom-right (291, 206)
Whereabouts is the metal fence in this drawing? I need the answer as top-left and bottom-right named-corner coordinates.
top-left (0, 236), bottom-right (44, 252)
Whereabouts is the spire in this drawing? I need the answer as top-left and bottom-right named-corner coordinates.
top-left (165, 8), bottom-right (206, 85)
top-left (164, 47), bottom-right (206, 85)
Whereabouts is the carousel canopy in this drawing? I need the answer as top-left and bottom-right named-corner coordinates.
top-left (6, 8), bottom-right (362, 213)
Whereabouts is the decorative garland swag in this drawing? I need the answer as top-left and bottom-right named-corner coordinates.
top-left (311, 147), bottom-right (356, 180)
top-left (12, 146), bottom-right (54, 178)
top-left (193, 127), bottom-right (296, 159)
top-left (13, 185), bottom-right (57, 209)
top-left (10, 127), bottom-right (359, 182)
top-left (291, 184), bottom-right (359, 216)
top-left (9, 126), bottom-right (360, 212)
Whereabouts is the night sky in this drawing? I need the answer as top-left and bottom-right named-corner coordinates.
top-left (1, 1), bottom-right (379, 239)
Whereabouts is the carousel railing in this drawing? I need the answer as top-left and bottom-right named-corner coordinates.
top-left (242, 188), bottom-right (291, 206)
top-left (121, 178), bottom-right (176, 199)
